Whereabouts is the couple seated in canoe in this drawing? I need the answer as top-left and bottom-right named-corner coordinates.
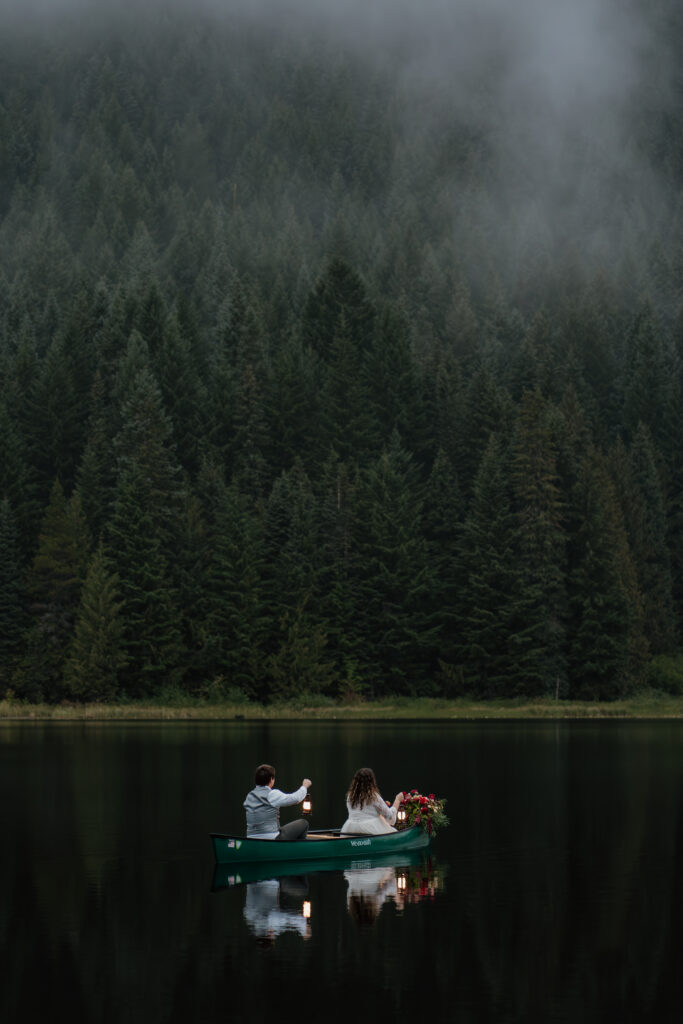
top-left (243, 764), bottom-right (402, 840)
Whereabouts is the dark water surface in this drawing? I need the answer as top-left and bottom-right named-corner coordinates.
top-left (1, 720), bottom-right (681, 1023)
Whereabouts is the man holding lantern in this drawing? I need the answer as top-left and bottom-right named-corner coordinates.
top-left (243, 763), bottom-right (312, 840)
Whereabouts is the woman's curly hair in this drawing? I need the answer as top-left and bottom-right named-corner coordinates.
top-left (347, 767), bottom-right (380, 809)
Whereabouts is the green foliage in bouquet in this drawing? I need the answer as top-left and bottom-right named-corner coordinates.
top-left (396, 790), bottom-right (449, 837)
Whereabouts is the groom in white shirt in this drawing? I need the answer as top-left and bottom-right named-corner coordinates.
top-left (243, 763), bottom-right (312, 840)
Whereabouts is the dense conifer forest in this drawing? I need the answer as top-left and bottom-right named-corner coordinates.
top-left (1, 0), bottom-right (683, 702)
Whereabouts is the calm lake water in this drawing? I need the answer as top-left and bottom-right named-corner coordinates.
top-left (1, 720), bottom-right (681, 1023)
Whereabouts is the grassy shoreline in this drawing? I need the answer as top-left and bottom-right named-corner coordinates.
top-left (1, 693), bottom-right (682, 721)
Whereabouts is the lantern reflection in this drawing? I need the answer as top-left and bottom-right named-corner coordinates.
top-left (392, 860), bottom-right (443, 909)
top-left (344, 859), bottom-right (446, 927)
top-left (302, 900), bottom-right (312, 919)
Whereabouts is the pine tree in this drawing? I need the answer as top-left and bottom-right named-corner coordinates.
top-left (455, 365), bottom-right (512, 495)
top-left (25, 334), bottom-right (83, 502)
top-left (509, 391), bottom-right (567, 697)
top-left (300, 256), bottom-right (376, 361)
top-left (64, 542), bottom-right (126, 701)
top-left (114, 365), bottom-right (184, 548)
top-left (108, 460), bottom-right (182, 696)
top-left (264, 596), bottom-right (337, 700)
top-left (232, 361), bottom-right (271, 500)
top-left (0, 396), bottom-right (38, 561)
top-left (27, 481), bottom-right (90, 612)
top-left (203, 482), bottom-right (268, 699)
top-left (364, 305), bottom-right (424, 451)
top-left (355, 433), bottom-right (439, 695)
top-left (615, 424), bottom-right (677, 653)
top-left (320, 313), bottom-right (377, 464)
top-left (75, 370), bottom-right (116, 539)
top-left (423, 448), bottom-right (462, 688)
top-left (263, 460), bottom-right (320, 619)
top-left (174, 490), bottom-right (213, 691)
top-left (154, 310), bottom-right (209, 477)
top-left (0, 499), bottom-right (26, 686)
top-left (261, 461), bottom-right (331, 698)
top-left (108, 368), bottom-right (185, 693)
top-left (622, 304), bottom-right (676, 447)
top-left (16, 481), bottom-right (90, 701)
top-left (316, 454), bottom-right (364, 691)
top-left (424, 349), bottom-right (464, 470)
top-left (566, 448), bottom-right (645, 699)
top-left (267, 333), bottom-right (321, 478)
top-left (223, 278), bottom-right (272, 497)
top-left (453, 435), bottom-right (519, 695)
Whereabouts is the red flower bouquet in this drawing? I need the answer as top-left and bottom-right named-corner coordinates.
top-left (396, 790), bottom-right (449, 837)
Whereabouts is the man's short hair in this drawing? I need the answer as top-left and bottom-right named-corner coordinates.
top-left (255, 764), bottom-right (275, 786)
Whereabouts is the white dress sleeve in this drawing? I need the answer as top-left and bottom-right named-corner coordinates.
top-left (375, 794), bottom-right (397, 825)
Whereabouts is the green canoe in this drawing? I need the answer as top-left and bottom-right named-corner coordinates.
top-left (210, 825), bottom-right (429, 865)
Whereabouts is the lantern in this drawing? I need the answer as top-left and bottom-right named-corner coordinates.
top-left (302, 901), bottom-right (312, 919)
top-left (397, 807), bottom-right (407, 824)
top-left (397, 874), bottom-right (407, 891)
top-left (302, 797), bottom-right (312, 815)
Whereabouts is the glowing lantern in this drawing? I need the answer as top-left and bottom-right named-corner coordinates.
top-left (302, 797), bottom-right (312, 815)
top-left (302, 901), bottom-right (312, 919)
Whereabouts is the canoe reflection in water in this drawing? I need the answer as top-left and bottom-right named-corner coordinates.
top-left (243, 876), bottom-right (312, 945)
top-left (212, 853), bottom-right (446, 943)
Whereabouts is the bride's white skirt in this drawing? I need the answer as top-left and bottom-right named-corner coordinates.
top-left (340, 811), bottom-right (396, 835)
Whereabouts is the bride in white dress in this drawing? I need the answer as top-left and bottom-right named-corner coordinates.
top-left (340, 767), bottom-right (403, 835)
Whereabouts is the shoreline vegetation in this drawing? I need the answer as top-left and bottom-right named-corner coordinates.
top-left (1, 693), bottom-right (682, 721)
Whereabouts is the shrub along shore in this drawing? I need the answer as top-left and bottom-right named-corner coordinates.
top-left (1, 693), bottom-right (682, 721)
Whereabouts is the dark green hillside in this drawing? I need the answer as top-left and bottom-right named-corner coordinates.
top-left (1, 0), bottom-right (682, 701)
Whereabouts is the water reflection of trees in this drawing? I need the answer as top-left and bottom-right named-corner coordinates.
top-left (441, 724), bottom-right (683, 1020)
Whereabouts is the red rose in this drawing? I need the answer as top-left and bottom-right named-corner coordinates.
top-left (410, 789), bottom-right (418, 795)
top-left (402, 791), bottom-right (407, 797)
top-left (428, 793), bottom-right (435, 800)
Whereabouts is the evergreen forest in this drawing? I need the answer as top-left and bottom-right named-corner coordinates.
top-left (1, 0), bottom-right (683, 703)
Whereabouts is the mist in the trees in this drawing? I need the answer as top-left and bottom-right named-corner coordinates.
top-left (1, 0), bottom-right (682, 702)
